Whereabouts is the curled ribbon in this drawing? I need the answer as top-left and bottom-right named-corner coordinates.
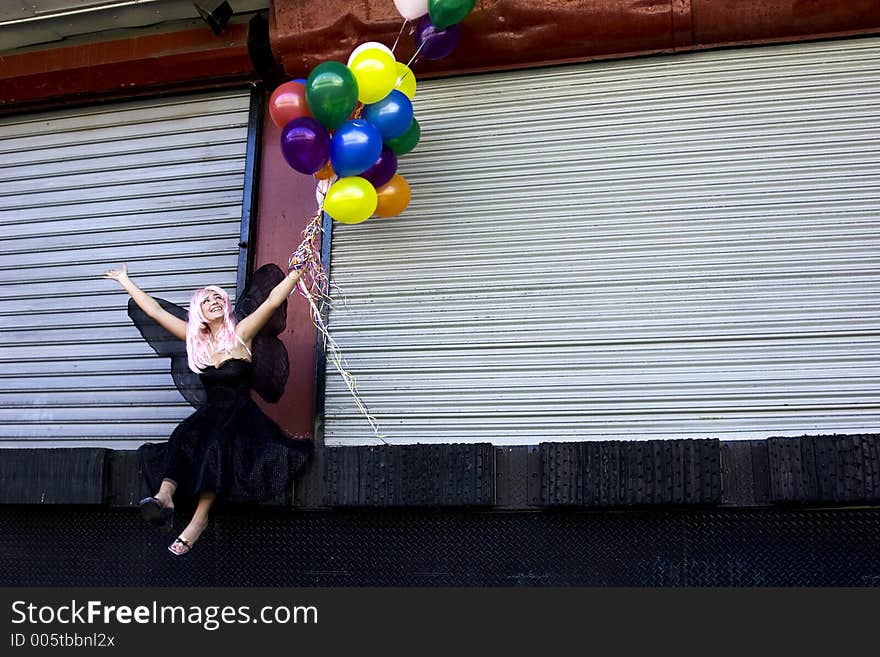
top-left (288, 179), bottom-right (385, 443)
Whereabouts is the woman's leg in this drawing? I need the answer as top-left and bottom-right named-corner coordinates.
top-left (168, 492), bottom-right (215, 555)
top-left (139, 477), bottom-right (176, 527)
top-left (155, 478), bottom-right (176, 509)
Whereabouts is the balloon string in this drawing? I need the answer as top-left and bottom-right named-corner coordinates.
top-left (288, 182), bottom-right (386, 444)
top-left (406, 46), bottom-right (424, 68)
top-left (298, 277), bottom-right (386, 443)
top-left (391, 18), bottom-right (408, 54)
top-left (395, 67), bottom-right (414, 91)
top-left (406, 34), bottom-right (431, 68)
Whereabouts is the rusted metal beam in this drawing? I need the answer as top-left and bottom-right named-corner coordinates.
top-left (270, 0), bottom-right (880, 78)
top-left (0, 22), bottom-right (256, 113)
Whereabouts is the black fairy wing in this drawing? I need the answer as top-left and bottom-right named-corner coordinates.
top-left (127, 297), bottom-right (207, 407)
top-left (234, 263), bottom-right (290, 404)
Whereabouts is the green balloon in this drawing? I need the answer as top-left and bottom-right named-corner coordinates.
top-left (306, 62), bottom-right (359, 130)
top-left (386, 118), bottom-right (420, 156)
top-left (428, 0), bottom-right (476, 29)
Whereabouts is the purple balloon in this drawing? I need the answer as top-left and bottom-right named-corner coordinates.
top-left (280, 117), bottom-right (330, 175)
top-left (414, 15), bottom-right (461, 61)
top-left (360, 145), bottom-right (398, 188)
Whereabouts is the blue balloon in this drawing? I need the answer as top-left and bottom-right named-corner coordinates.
top-left (362, 90), bottom-right (414, 140)
top-left (330, 119), bottom-right (383, 177)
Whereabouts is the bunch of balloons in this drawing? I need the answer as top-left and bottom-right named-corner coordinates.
top-left (269, 44), bottom-right (417, 224)
top-left (269, 0), bottom-right (476, 225)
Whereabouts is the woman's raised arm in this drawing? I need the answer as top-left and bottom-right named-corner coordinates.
top-left (235, 266), bottom-right (306, 344)
top-left (103, 263), bottom-right (187, 341)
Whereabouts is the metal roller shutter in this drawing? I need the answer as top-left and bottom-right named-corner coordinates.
top-left (324, 37), bottom-right (880, 446)
top-left (0, 90), bottom-right (252, 449)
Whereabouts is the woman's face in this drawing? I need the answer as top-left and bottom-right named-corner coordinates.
top-left (200, 290), bottom-right (226, 322)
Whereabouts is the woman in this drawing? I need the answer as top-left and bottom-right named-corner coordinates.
top-left (103, 262), bottom-right (312, 555)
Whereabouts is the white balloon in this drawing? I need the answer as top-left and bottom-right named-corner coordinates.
top-left (316, 177), bottom-right (334, 206)
top-left (347, 41), bottom-right (395, 67)
top-left (393, 0), bottom-right (429, 21)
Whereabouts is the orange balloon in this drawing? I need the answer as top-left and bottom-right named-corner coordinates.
top-left (315, 160), bottom-right (335, 180)
top-left (374, 174), bottom-right (411, 217)
top-left (269, 81), bottom-right (312, 129)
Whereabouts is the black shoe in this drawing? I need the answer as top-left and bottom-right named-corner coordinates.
top-left (138, 497), bottom-right (174, 530)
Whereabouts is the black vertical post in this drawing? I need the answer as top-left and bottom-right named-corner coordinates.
top-left (311, 210), bottom-right (334, 444)
top-left (237, 85), bottom-right (265, 297)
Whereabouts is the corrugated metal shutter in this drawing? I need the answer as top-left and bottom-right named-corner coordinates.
top-left (0, 89), bottom-right (251, 449)
top-left (324, 37), bottom-right (880, 446)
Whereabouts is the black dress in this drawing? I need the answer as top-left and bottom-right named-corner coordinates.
top-left (137, 358), bottom-right (313, 503)
top-left (129, 264), bottom-right (312, 503)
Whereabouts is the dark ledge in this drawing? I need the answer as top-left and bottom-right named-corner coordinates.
top-left (0, 449), bottom-right (108, 505)
top-left (322, 443), bottom-right (496, 507)
top-left (0, 435), bottom-right (877, 509)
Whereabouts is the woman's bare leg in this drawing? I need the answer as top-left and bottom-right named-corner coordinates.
top-left (169, 492), bottom-right (215, 555)
top-left (155, 479), bottom-right (176, 509)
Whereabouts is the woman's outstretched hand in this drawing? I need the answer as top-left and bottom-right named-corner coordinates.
top-left (102, 263), bottom-right (129, 282)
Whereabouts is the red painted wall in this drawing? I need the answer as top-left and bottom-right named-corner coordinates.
top-left (251, 106), bottom-right (322, 437)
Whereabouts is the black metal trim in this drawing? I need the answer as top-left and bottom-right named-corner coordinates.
top-left (246, 10), bottom-right (284, 89)
top-left (311, 210), bottom-right (335, 445)
top-left (494, 446), bottom-right (531, 508)
top-left (236, 84), bottom-right (265, 297)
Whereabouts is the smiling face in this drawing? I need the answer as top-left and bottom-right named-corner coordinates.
top-left (199, 289), bottom-right (226, 323)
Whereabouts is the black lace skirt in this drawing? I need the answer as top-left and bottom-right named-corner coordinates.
top-left (138, 396), bottom-right (313, 504)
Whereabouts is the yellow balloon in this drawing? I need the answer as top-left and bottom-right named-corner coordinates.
top-left (349, 48), bottom-right (397, 104)
top-left (394, 62), bottom-right (417, 100)
top-left (324, 177), bottom-right (377, 224)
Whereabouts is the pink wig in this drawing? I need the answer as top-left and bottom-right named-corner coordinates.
top-left (186, 285), bottom-right (237, 372)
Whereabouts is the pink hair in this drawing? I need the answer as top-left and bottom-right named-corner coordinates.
top-left (186, 285), bottom-right (237, 373)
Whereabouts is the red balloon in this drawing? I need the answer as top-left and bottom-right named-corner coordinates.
top-left (269, 81), bottom-right (312, 129)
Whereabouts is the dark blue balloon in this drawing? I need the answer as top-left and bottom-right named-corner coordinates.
top-left (361, 145), bottom-right (398, 188)
top-left (362, 90), bottom-right (414, 140)
top-left (294, 77), bottom-right (307, 85)
top-left (414, 15), bottom-right (461, 60)
top-left (330, 119), bottom-right (383, 177)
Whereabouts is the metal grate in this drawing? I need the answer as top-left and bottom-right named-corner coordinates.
top-left (1, 506), bottom-right (878, 586)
